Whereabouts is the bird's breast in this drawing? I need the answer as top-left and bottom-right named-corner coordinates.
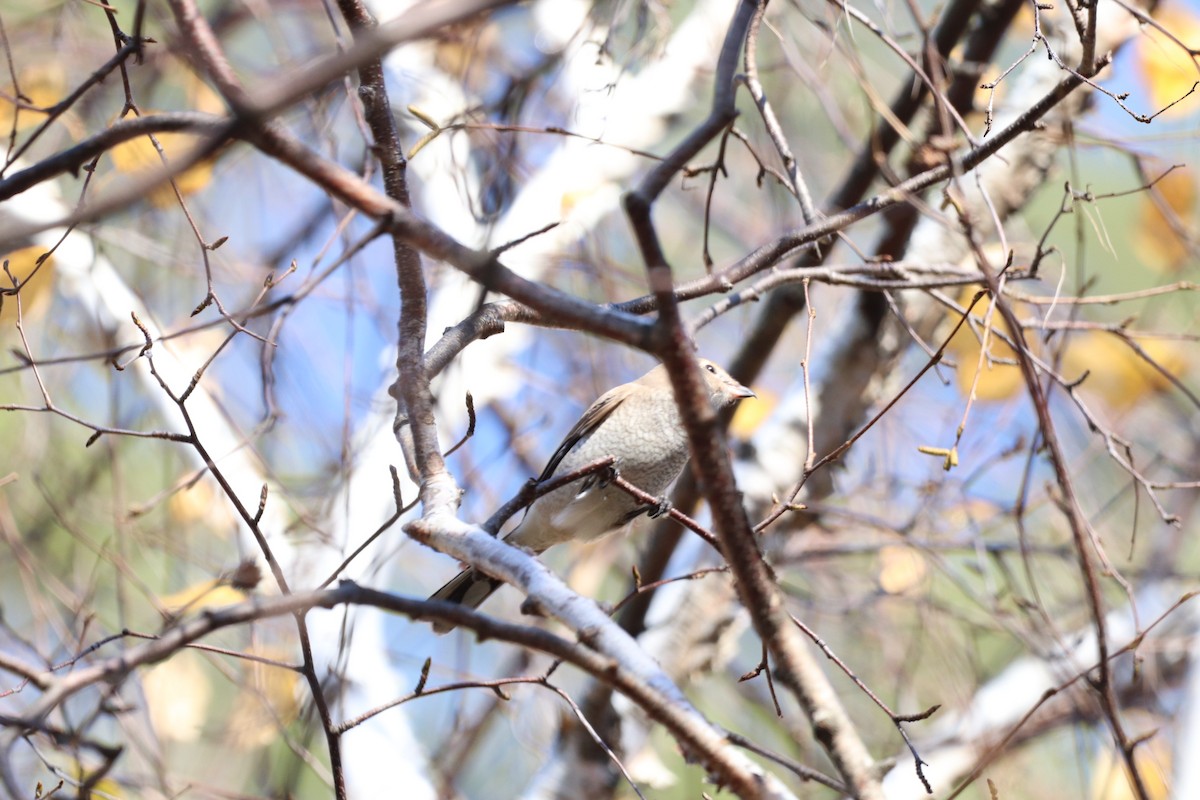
top-left (507, 394), bottom-right (692, 549)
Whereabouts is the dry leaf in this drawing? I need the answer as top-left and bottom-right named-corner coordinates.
top-left (167, 478), bottom-right (233, 535)
top-left (943, 499), bottom-right (1002, 530)
top-left (1089, 719), bottom-right (1170, 800)
top-left (879, 545), bottom-right (928, 595)
top-left (0, 246), bottom-right (54, 325)
top-left (227, 649), bottom-right (301, 747)
top-left (0, 65), bottom-right (64, 132)
top-left (110, 130), bottom-right (214, 207)
top-left (947, 290), bottom-right (1025, 401)
top-left (161, 579), bottom-right (246, 613)
top-left (1061, 331), bottom-right (1190, 409)
top-left (1136, 8), bottom-right (1200, 118)
top-left (1133, 165), bottom-right (1196, 272)
top-left (143, 653), bottom-right (212, 742)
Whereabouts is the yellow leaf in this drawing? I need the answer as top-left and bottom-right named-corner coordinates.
top-left (167, 478), bottom-right (233, 535)
top-left (729, 387), bottom-right (774, 438)
top-left (1137, 339), bottom-right (1191, 392)
top-left (0, 245), bottom-right (54, 325)
top-left (228, 648), bottom-right (301, 747)
top-left (942, 499), bottom-right (1002, 529)
top-left (185, 71), bottom-right (226, 116)
top-left (0, 65), bottom-right (64, 132)
top-left (1012, 0), bottom-right (1036, 36)
top-left (1061, 331), bottom-right (1190, 409)
top-left (109, 130), bottom-right (213, 207)
top-left (62, 772), bottom-right (124, 798)
top-left (1133, 166), bottom-right (1196, 273)
top-left (1136, 8), bottom-right (1200, 118)
top-left (878, 545), bottom-right (928, 595)
top-left (1090, 720), bottom-right (1170, 800)
top-left (946, 290), bottom-right (1025, 401)
top-left (432, 20), bottom-right (499, 87)
top-left (161, 579), bottom-right (246, 613)
top-left (89, 778), bottom-right (124, 797)
top-left (143, 652), bottom-right (212, 742)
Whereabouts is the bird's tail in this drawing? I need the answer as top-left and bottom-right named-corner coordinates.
top-left (427, 568), bottom-right (503, 634)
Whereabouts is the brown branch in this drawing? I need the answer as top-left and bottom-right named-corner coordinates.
top-left (332, 0), bottom-right (444, 497)
top-left (0, 112), bottom-right (226, 201)
top-left (971, 241), bottom-right (1151, 798)
top-left (623, 1), bottom-right (883, 795)
top-left (1, 38), bottom-right (143, 171)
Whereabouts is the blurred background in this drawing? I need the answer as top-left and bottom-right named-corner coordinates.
top-left (0, 0), bottom-right (1198, 797)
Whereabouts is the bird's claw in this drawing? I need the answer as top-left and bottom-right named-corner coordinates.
top-left (597, 463), bottom-right (619, 489)
top-left (647, 496), bottom-right (672, 519)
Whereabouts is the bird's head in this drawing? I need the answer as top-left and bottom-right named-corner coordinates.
top-left (638, 359), bottom-right (756, 410)
top-left (697, 358), bottom-right (756, 409)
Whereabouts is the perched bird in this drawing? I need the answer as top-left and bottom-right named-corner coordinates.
top-left (429, 358), bottom-right (754, 633)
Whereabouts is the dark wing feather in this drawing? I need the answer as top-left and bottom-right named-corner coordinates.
top-left (428, 568), bottom-right (504, 634)
top-left (534, 385), bottom-right (631, 482)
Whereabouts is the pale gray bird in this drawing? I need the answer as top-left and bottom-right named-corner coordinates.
top-left (429, 358), bottom-right (754, 633)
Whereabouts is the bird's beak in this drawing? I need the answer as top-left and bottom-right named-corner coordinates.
top-left (731, 382), bottom-right (756, 400)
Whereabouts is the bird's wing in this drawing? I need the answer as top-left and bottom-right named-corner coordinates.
top-left (535, 384), bottom-right (632, 482)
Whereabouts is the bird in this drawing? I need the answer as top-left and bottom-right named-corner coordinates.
top-left (428, 358), bottom-right (754, 633)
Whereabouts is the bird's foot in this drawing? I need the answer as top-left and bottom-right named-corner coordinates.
top-left (597, 462), bottom-right (620, 489)
top-left (647, 495), bottom-right (672, 519)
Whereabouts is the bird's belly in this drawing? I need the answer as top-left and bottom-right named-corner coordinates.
top-left (509, 484), bottom-right (641, 551)
top-left (549, 488), bottom-right (641, 543)
top-left (510, 425), bottom-right (691, 551)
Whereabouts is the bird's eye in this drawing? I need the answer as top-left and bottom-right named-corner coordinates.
top-left (705, 364), bottom-right (716, 373)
